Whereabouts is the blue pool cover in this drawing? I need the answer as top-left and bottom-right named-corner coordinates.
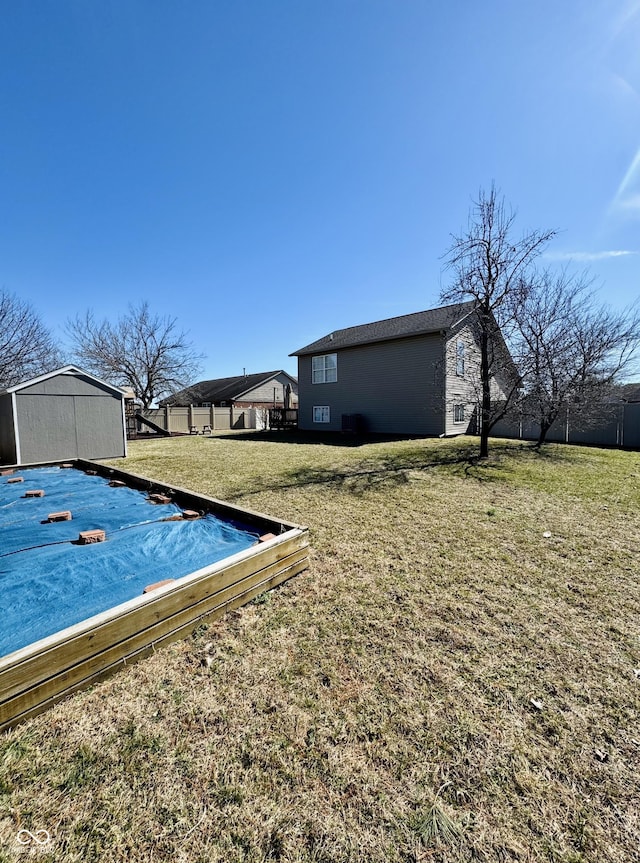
top-left (0, 467), bottom-right (260, 657)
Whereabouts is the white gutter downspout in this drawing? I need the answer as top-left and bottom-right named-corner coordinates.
top-left (11, 392), bottom-right (22, 465)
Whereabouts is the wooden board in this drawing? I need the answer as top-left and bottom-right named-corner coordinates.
top-left (0, 461), bottom-right (310, 731)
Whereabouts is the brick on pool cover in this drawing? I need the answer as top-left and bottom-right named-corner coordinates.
top-left (142, 578), bottom-right (176, 594)
top-left (181, 510), bottom-right (201, 519)
top-left (258, 532), bottom-right (277, 543)
top-left (24, 489), bottom-right (45, 498)
top-left (109, 479), bottom-right (127, 488)
top-left (47, 510), bottom-right (72, 522)
top-left (7, 477), bottom-right (24, 484)
top-left (78, 529), bottom-right (106, 544)
top-left (149, 493), bottom-right (172, 504)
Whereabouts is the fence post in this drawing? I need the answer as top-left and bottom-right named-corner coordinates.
top-left (165, 404), bottom-right (171, 433)
top-left (210, 404), bottom-right (215, 432)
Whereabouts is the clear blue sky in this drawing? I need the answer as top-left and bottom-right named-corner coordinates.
top-left (1, 0), bottom-right (639, 381)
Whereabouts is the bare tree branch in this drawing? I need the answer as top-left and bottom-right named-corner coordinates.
top-left (66, 302), bottom-right (204, 410)
top-left (0, 290), bottom-right (62, 388)
top-left (512, 270), bottom-right (640, 446)
top-left (441, 185), bottom-right (556, 456)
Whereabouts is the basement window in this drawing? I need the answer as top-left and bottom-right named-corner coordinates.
top-left (313, 406), bottom-right (330, 423)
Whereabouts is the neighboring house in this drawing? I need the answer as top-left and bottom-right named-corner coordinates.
top-left (618, 382), bottom-right (640, 403)
top-left (0, 365), bottom-right (127, 465)
top-left (290, 301), bottom-right (515, 436)
top-left (163, 370), bottom-right (298, 409)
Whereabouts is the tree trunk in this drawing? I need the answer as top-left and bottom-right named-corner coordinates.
top-left (479, 314), bottom-right (491, 458)
top-left (536, 421), bottom-right (551, 448)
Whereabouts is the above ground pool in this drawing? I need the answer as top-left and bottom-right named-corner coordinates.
top-left (0, 460), bottom-right (309, 732)
top-left (0, 465), bottom-right (260, 657)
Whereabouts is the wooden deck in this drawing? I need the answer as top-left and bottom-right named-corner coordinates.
top-left (0, 460), bottom-right (309, 731)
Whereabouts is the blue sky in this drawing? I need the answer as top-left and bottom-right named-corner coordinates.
top-left (1, 0), bottom-right (639, 381)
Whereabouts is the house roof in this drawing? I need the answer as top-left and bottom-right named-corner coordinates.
top-left (290, 301), bottom-right (477, 356)
top-left (0, 365), bottom-right (128, 398)
top-left (618, 382), bottom-right (640, 403)
top-left (162, 370), bottom-right (297, 406)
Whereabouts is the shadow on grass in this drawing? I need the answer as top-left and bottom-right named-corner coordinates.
top-left (206, 429), bottom-right (431, 448)
top-left (227, 437), bottom-right (577, 499)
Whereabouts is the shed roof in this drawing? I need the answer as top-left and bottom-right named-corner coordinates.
top-left (162, 370), bottom-right (297, 406)
top-left (290, 301), bottom-right (476, 356)
top-left (1, 365), bottom-right (127, 397)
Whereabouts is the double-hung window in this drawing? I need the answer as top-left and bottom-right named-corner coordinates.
top-left (312, 353), bottom-right (337, 384)
top-left (313, 406), bottom-right (330, 423)
top-left (453, 403), bottom-right (465, 424)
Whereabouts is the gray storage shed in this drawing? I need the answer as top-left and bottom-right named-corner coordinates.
top-left (0, 366), bottom-right (127, 465)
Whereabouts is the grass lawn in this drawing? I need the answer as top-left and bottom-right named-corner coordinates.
top-left (0, 433), bottom-right (639, 862)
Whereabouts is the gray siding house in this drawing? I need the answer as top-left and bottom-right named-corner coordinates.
top-left (163, 370), bottom-right (298, 409)
top-left (0, 366), bottom-right (127, 465)
top-left (291, 301), bottom-right (513, 436)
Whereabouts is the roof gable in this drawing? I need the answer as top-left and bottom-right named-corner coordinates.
top-left (290, 301), bottom-right (476, 356)
top-left (2, 365), bottom-right (127, 398)
top-left (163, 370), bottom-right (297, 405)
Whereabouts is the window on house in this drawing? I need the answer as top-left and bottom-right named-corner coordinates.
top-left (453, 403), bottom-right (465, 424)
top-left (312, 353), bottom-right (337, 383)
top-left (313, 406), bottom-right (330, 423)
top-left (456, 340), bottom-right (465, 376)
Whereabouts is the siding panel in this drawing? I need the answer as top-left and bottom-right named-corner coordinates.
top-left (297, 335), bottom-right (445, 435)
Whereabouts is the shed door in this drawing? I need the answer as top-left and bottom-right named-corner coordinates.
top-left (16, 395), bottom-right (78, 463)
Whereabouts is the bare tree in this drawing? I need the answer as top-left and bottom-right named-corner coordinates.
top-left (67, 302), bottom-right (203, 410)
top-left (513, 269), bottom-right (640, 447)
top-left (441, 185), bottom-right (556, 457)
top-left (0, 290), bottom-right (61, 388)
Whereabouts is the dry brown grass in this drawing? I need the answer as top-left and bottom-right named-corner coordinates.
top-left (1, 434), bottom-right (639, 862)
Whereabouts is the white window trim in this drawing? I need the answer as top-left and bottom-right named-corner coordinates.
top-left (312, 353), bottom-right (337, 384)
top-left (453, 401), bottom-right (465, 424)
top-left (313, 405), bottom-right (330, 423)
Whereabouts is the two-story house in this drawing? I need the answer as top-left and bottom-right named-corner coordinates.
top-left (290, 301), bottom-right (514, 436)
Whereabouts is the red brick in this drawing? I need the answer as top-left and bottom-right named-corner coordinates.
top-left (78, 529), bottom-right (106, 544)
top-left (181, 510), bottom-right (200, 519)
top-left (109, 479), bottom-right (126, 488)
top-left (258, 532), bottom-right (277, 543)
top-left (7, 477), bottom-right (24, 484)
top-left (24, 489), bottom-right (45, 498)
top-left (142, 578), bottom-right (176, 594)
top-left (47, 511), bottom-right (72, 522)
top-left (149, 493), bottom-right (172, 504)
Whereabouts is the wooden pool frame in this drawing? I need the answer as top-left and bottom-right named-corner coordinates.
top-left (0, 459), bottom-right (309, 732)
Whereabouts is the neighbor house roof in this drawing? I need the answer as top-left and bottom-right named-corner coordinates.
top-left (290, 301), bottom-right (476, 356)
top-left (162, 370), bottom-right (297, 406)
top-left (619, 382), bottom-right (640, 403)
